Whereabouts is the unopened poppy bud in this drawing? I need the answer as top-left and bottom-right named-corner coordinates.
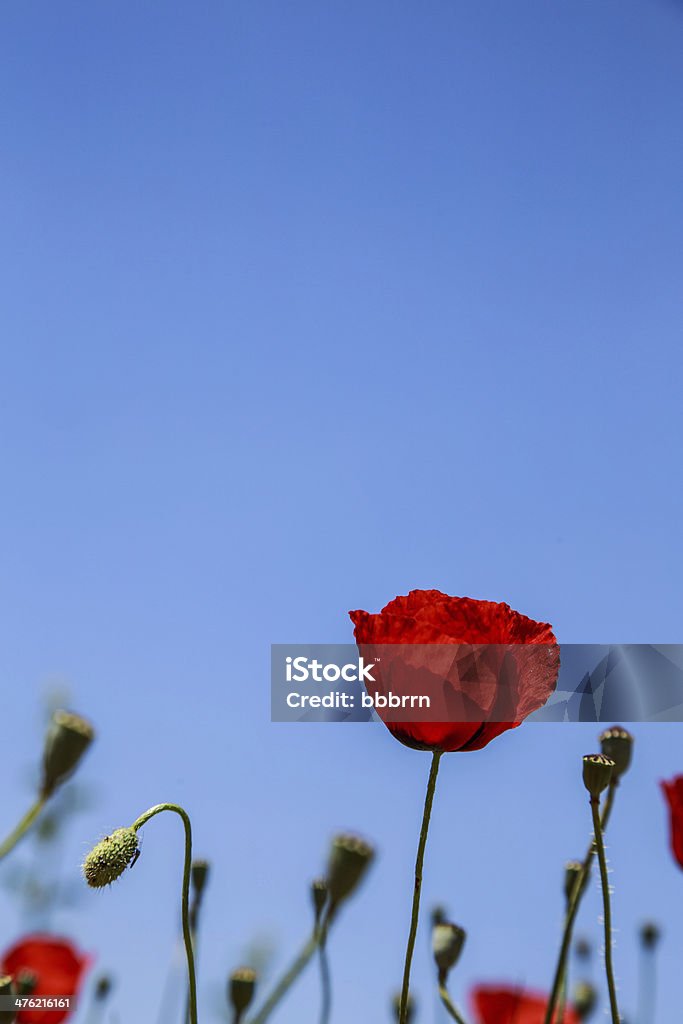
top-left (41, 710), bottom-right (95, 797)
top-left (191, 859), bottom-right (210, 897)
top-left (573, 981), bottom-right (597, 1020)
top-left (229, 967), bottom-right (257, 1020)
top-left (391, 991), bottom-right (416, 1023)
top-left (564, 860), bottom-right (585, 905)
top-left (83, 827), bottom-right (139, 887)
top-left (582, 754), bottom-right (614, 799)
top-left (326, 833), bottom-right (375, 908)
top-left (15, 970), bottom-right (37, 996)
top-left (0, 975), bottom-right (15, 1024)
top-left (640, 921), bottom-right (661, 949)
top-left (599, 726), bottom-right (633, 780)
top-left (311, 877), bottom-right (328, 923)
top-left (94, 975), bottom-right (113, 1001)
top-left (432, 922), bottom-right (466, 983)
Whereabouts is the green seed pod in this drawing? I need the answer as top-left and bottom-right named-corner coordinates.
top-left (311, 877), bottom-right (328, 924)
top-left (83, 827), bottom-right (139, 887)
top-left (391, 992), bottom-right (416, 1023)
top-left (41, 710), bottom-right (95, 797)
top-left (573, 980), bottom-right (597, 1020)
top-left (599, 726), bottom-right (634, 780)
top-left (0, 975), bottom-right (16, 1024)
top-left (326, 833), bottom-right (375, 908)
top-left (640, 921), bottom-right (661, 949)
top-left (191, 859), bottom-right (210, 898)
top-left (582, 754), bottom-right (614, 799)
top-left (564, 860), bottom-right (585, 905)
top-left (229, 967), bottom-right (257, 1019)
top-left (432, 922), bottom-right (466, 983)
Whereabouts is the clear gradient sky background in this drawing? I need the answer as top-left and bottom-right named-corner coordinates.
top-left (1, 1), bottom-right (683, 1022)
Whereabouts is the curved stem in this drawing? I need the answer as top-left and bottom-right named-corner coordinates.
top-left (439, 983), bottom-right (470, 1024)
top-left (399, 750), bottom-right (442, 1024)
top-left (0, 798), bottom-right (47, 862)
top-left (590, 797), bottom-right (619, 1023)
top-left (543, 781), bottom-right (619, 1024)
top-left (247, 910), bottom-right (334, 1024)
top-left (131, 804), bottom-right (197, 1024)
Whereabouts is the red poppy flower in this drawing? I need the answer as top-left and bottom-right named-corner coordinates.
top-left (471, 984), bottom-right (579, 1024)
top-left (661, 775), bottom-right (683, 869)
top-left (349, 590), bottom-right (559, 752)
top-left (1, 935), bottom-right (90, 1024)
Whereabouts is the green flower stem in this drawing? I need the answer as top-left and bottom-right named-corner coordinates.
top-left (543, 781), bottom-right (619, 1024)
top-left (590, 796), bottom-right (620, 1024)
top-left (438, 983), bottom-right (470, 1024)
top-left (317, 931), bottom-right (331, 1024)
top-left (0, 797), bottom-right (47, 862)
top-left (131, 804), bottom-right (197, 1024)
top-left (399, 750), bottom-right (443, 1024)
top-left (247, 909), bottom-right (335, 1024)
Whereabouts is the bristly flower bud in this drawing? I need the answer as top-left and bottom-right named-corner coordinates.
top-left (191, 859), bottom-right (210, 898)
top-left (564, 860), bottom-right (585, 906)
top-left (573, 980), bottom-right (597, 1020)
top-left (41, 710), bottom-right (95, 797)
top-left (599, 726), bottom-right (633, 780)
top-left (0, 975), bottom-right (15, 1024)
top-left (582, 754), bottom-right (614, 799)
top-left (391, 991), bottom-right (416, 1023)
top-left (229, 967), bottom-right (257, 1020)
top-left (83, 827), bottom-right (139, 887)
top-left (640, 921), bottom-right (661, 949)
top-left (311, 877), bottom-right (328, 925)
top-left (326, 833), bottom-right (375, 908)
top-left (432, 922), bottom-right (466, 983)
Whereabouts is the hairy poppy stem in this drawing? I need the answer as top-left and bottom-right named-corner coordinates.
top-left (247, 909), bottom-right (334, 1024)
top-left (590, 796), bottom-right (620, 1024)
top-left (131, 804), bottom-right (198, 1024)
top-left (0, 798), bottom-right (47, 862)
top-left (399, 750), bottom-right (442, 1024)
top-left (438, 983), bottom-right (470, 1024)
top-left (543, 781), bottom-right (618, 1024)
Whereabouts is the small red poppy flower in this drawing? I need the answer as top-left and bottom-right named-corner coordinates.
top-left (660, 775), bottom-right (683, 869)
top-left (350, 590), bottom-right (559, 752)
top-left (471, 984), bottom-right (580, 1024)
top-left (1, 935), bottom-right (90, 1024)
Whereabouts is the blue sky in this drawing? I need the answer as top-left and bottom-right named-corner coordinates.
top-left (1, 1), bottom-right (683, 1021)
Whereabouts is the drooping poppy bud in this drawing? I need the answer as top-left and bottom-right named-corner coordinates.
top-left (0, 975), bottom-right (15, 1024)
top-left (640, 922), bottom-right (661, 949)
top-left (40, 711), bottom-right (95, 798)
top-left (229, 967), bottom-right (257, 1020)
top-left (599, 726), bottom-right (633, 780)
top-left (83, 827), bottom-right (139, 887)
top-left (326, 834), bottom-right (375, 909)
top-left (432, 922), bottom-right (466, 983)
top-left (310, 878), bottom-right (328, 925)
top-left (191, 859), bottom-right (210, 898)
top-left (391, 991), bottom-right (415, 1023)
top-left (564, 860), bottom-right (585, 905)
top-left (573, 980), bottom-right (597, 1020)
top-left (582, 754), bottom-right (614, 799)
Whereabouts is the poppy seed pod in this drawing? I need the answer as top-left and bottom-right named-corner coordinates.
top-left (326, 833), bottom-right (375, 908)
top-left (582, 754), bottom-right (614, 799)
top-left (432, 922), bottom-right (466, 983)
top-left (0, 975), bottom-right (15, 1024)
top-left (311, 877), bottom-right (328, 923)
top-left (229, 967), bottom-right (257, 1019)
top-left (573, 980), bottom-right (597, 1020)
top-left (391, 991), bottom-right (416, 1023)
top-left (41, 710), bottom-right (95, 798)
top-left (191, 859), bottom-right (210, 897)
top-left (599, 726), bottom-right (633, 780)
top-left (564, 860), bottom-right (585, 905)
top-left (83, 827), bottom-right (139, 887)
top-left (640, 921), bottom-right (661, 949)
